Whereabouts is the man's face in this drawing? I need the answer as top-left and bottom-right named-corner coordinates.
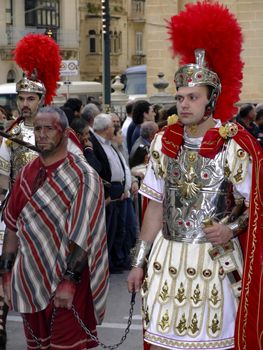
top-left (176, 86), bottom-right (209, 125)
top-left (17, 92), bottom-right (41, 119)
top-left (248, 108), bottom-right (256, 122)
top-left (78, 125), bottom-right (90, 146)
top-left (111, 114), bottom-right (121, 127)
top-left (112, 129), bottom-right (123, 146)
top-left (143, 105), bottom-right (156, 122)
top-left (34, 112), bottom-right (66, 156)
top-left (105, 122), bottom-right (115, 140)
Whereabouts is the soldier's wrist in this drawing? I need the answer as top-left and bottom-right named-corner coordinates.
top-left (131, 239), bottom-right (152, 268)
top-left (227, 212), bottom-right (249, 238)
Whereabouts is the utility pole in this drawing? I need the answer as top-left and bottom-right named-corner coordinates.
top-left (101, 0), bottom-right (111, 111)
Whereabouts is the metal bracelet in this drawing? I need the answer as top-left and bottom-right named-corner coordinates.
top-left (0, 252), bottom-right (16, 274)
top-left (64, 269), bottom-right (81, 283)
top-left (131, 239), bottom-right (152, 268)
top-left (227, 211), bottom-right (249, 238)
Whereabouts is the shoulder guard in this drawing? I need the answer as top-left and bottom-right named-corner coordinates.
top-left (225, 139), bottom-right (250, 184)
top-left (149, 130), bottom-right (168, 179)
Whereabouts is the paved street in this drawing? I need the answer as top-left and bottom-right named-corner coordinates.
top-left (5, 271), bottom-right (143, 350)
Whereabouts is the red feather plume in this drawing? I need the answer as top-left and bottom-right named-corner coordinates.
top-left (13, 34), bottom-right (62, 104)
top-left (168, 1), bottom-right (243, 121)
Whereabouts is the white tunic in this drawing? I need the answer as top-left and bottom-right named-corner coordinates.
top-left (139, 126), bottom-right (251, 350)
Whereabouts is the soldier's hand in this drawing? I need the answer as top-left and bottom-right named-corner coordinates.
top-left (203, 222), bottom-right (233, 245)
top-left (127, 267), bottom-right (144, 293)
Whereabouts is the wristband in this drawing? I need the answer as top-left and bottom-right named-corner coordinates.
top-left (227, 211), bottom-right (249, 238)
top-left (131, 239), bottom-right (152, 268)
top-left (64, 269), bottom-right (81, 283)
top-left (0, 253), bottom-right (16, 274)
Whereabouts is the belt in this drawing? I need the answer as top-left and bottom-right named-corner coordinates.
top-left (163, 222), bottom-right (209, 244)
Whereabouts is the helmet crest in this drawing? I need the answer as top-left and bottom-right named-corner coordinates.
top-left (168, 1), bottom-right (243, 121)
top-left (14, 33), bottom-right (62, 104)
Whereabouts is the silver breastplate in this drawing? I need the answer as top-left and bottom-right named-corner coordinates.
top-left (10, 123), bottom-right (38, 181)
top-left (163, 140), bottom-right (232, 243)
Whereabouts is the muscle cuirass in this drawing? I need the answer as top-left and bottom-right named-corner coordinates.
top-left (163, 139), bottom-right (232, 243)
top-left (10, 123), bottom-right (38, 182)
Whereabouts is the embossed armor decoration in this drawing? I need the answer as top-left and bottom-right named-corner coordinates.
top-left (5, 124), bottom-right (38, 182)
top-left (140, 2), bottom-right (262, 350)
top-left (142, 129), bottom-right (246, 349)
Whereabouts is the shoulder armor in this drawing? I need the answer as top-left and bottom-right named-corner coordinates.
top-left (226, 139), bottom-right (250, 184)
top-left (149, 130), bottom-right (167, 179)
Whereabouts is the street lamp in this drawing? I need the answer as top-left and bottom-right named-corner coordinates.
top-left (101, 0), bottom-right (111, 110)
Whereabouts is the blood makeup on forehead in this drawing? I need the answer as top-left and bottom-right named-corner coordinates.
top-left (52, 119), bottom-right (63, 132)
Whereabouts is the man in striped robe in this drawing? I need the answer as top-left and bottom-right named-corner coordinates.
top-left (0, 106), bottom-right (109, 349)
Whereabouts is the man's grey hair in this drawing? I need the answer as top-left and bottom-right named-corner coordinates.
top-left (93, 113), bottom-right (113, 132)
top-left (37, 106), bottom-right (69, 130)
top-left (81, 103), bottom-right (100, 125)
top-left (140, 121), bottom-right (158, 140)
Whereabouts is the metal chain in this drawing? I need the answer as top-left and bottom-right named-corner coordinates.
top-left (72, 292), bottom-right (136, 350)
top-left (22, 307), bottom-right (57, 349)
top-left (22, 314), bottom-right (41, 348)
top-left (23, 292), bottom-right (136, 350)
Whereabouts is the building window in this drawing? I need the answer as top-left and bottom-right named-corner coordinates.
top-left (109, 31), bottom-right (122, 54)
top-left (113, 31), bottom-right (118, 53)
top-left (136, 32), bottom-right (143, 55)
top-left (25, 0), bottom-right (60, 28)
top-left (132, 0), bottom-right (145, 16)
top-left (7, 69), bottom-right (16, 83)
top-left (6, 0), bottom-right (13, 25)
top-left (109, 31), bottom-right (113, 53)
top-left (118, 31), bottom-right (122, 52)
top-left (88, 30), bottom-right (97, 53)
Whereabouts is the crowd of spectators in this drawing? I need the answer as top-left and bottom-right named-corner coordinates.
top-left (60, 98), bottom-right (177, 273)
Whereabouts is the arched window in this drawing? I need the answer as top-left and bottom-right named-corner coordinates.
top-left (118, 31), bottom-right (122, 52)
top-left (113, 31), bottom-right (118, 53)
top-left (109, 31), bottom-right (113, 53)
top-left (7, 69), bottom-right (16, 83)
top-left (89, 30), bottom-right (96, 53)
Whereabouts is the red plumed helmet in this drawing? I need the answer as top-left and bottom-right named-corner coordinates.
top-left (14, 33), bottom-right (62, 105)
top-left (168, 1), bottom-right (243, 121)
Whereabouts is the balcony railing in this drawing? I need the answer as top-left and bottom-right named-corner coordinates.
top-left (130, 0), bottom-right (145, 21)
top-left (0, 26), bottom-right (79, 49)
top-left (132, 53), bottom-right (146, 65)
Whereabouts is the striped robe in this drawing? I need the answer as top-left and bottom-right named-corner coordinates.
top-left (4, 153), bottom-right (109, 324)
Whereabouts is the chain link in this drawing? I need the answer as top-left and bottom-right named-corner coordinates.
top-left (22, 307), bottom-right (57, 349)
top-left (22, 314), bottom-right (41, 348)
top-left (72, 292), bottom-right (136, 349)
top-left (23, 292), bottom-right (136, 350)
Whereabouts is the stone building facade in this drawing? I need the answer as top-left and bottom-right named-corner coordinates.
top-left (0, 0), bottom-right (80, 84)
top-left (79, 0), bottom-right (263, 104)
top-left (145, 0), bottom-right (263, 104)
top-left (79, 0), bottom-right (147, 81)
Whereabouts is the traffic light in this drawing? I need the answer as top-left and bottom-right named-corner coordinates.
top-left (101, 0), bottom-right (109, 35)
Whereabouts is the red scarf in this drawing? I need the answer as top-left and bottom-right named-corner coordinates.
top-left (161, 122), bottom-right (263, 349)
